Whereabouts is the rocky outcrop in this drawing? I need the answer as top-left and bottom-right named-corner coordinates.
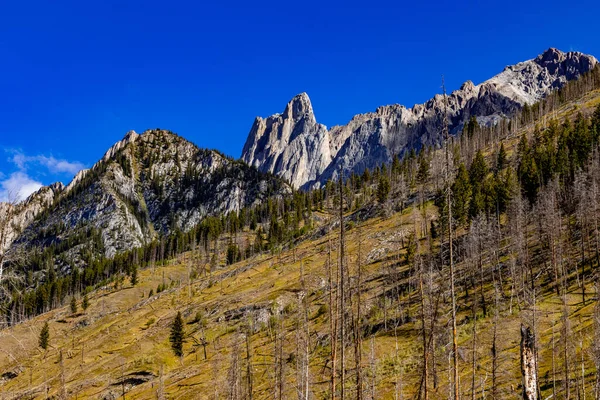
top-left (241, 93), bottom-right (332, 188)
top-left (0, 182), bottom-right (64, 254)
top-left (6, 129), bottom-right (289, 267)
top-left (242, 48), bottom-right (598, 188)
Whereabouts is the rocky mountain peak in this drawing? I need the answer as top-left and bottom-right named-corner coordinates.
top-left (241, 93), bottom-right (331, 188)
top-left (283, 92), bottom-right (315, 123)
top-left (536, 47), bottom-right (564, 63)
top-left (242, 48), bottom-right (598, 189)
top-left (460, 80), bottom-right (476, 92)
top-left (533, 47), bottom-right (597, 78)
top-left (102, 129), bottom-right (140, 161)
top-left (6, 126), bottom-right (289, 264)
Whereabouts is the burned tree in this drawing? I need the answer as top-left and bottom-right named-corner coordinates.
top-left (520, 325), bottom-right (539, 400)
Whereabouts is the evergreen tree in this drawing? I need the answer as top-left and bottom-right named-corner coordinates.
top-left (592, 104), bottom-right (600, 141)
top-left (392, 154), bottom-right (401, 176)
top-left (466, 115), bottom-right (479, 138)
top-left (130, 265), bottom-right (138, 286)
top-left (39, 321), bottom-right (49, 350)
top-left (226, 243), bottom-right (241, 265)
top-left (417, 152), bottom-right (430, 182)
top-left (469, 151), bottom-right (488, 185)
top-left (376, 175), bottom-right (390, 203)
top-left (517, 137), bottom-right (541, 202)
top-left (82, 293), bottom-right (89, 312)
top-left (452, 163), bottom-right (472, 226)
top-left (70, 296), bottom-right (78, 315)
top-left (170, 311), bottom-right (185, 357)
top-left (496, 142), bottom-right (507, 172)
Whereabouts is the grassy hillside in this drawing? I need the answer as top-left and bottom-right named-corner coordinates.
top-left (2, 86), bottom-right (600, 399)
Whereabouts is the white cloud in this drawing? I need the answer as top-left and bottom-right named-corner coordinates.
top-left (0, 171), bottom-right (43, 202)
top-left (0, 150), bottom-right (85, 203)
top-left (9, 151), bottom-right (85, 175)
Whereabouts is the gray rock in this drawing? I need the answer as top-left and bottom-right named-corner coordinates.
top-left (242, 48), bottom-right (598, 189)
top-left (5, 129), bottom-right (290, 271)
top-left (242, 93), bottom-right (332, 188)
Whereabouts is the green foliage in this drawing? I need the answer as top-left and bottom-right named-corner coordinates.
top-left (70, 296), bottom-right (78, 315)
top-left (130, 265), bottom-right (138, 286)
top-left (465, 116), bottom-right (479, 138)
top-left (417, 153), bottom-right (429, 182)
top-left (496, 142), bottom-right (507, 172)
top-left (452, 163), bottom-right (472, 226)
top-left (82, 294), bottom-right (89, 312)
top-left (226, 243), bottom-right (241, 265)
top-left (39, 321), bottom-right (49, 350)
top-left (169, 311), bottom-right (185, 357)
top-left (376, 175), bottom-right (390, 203)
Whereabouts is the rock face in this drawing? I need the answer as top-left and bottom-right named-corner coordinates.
top-left (242, 93), bottom-right (332, 188)
top-left (0, 183), bottom-right (64, 254)
top-left (242, 48), bottom-right (598, 188)
top-left (4, 129), bottom-right (289, 269)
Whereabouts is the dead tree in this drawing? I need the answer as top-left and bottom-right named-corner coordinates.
top-left (520, 325), bottom-right (539, 400)
top-left (338, 172), bottom-right (347, 400)
top-left (354, 226), bottom-right (363, 400)
top-left (328, 237), bottom-right (337, 399)
top-left (442, 76), bottom-right (459, 400)
top-left (227, 336), bottom-right (242, 400)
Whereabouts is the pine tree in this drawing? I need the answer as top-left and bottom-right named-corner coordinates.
top-left (469, 150), bottom-right (488, 185)
top-left (376, 175), bottom-right (390, 203)
top-left (170, 311), bottom-right (185, 358)
top-left (131, 265), bottom-right (138, 286)
top-left (452, 163), bottom-right (472, 226)
top-left (496, 142), bottom-right (507, 172)
top-left (82, 293), bottom-right (89, 312)
top-left (417, 152), bottom-right (430, 182)
top-left (70, 296), bottom-right (78, 315)
top-left (39, 321), bottom-right (49, 350)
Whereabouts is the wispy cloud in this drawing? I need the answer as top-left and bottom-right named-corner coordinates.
top-left (0, 150), bottom-right (85, 203)
top-left (9, 151), bottom-right (85, 175)
top-left (0, 171), bottom-right (43, 202)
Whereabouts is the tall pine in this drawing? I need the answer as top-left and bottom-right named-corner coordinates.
top-left (170, 311), bottom-right (185, 358)
top-left (39, 321), bottom-right (49, 350)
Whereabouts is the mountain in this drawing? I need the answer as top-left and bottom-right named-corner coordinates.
top-left (0, 183), bottom-right (64, 255)
top-left (242, 48), bottom-right (598, 189)
top-left (4, 129), bottom-right (289, 272)
top-left (2, 80), bottom-right (600, 398)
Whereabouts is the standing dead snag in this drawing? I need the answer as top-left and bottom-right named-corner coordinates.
top-left (442, 75), bottom-right (459, 400)
top-left (520, 325), bottom-right (539, 400)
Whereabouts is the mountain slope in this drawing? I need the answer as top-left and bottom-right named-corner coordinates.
top-left (2, 85), bottom-right (600, 399)
top-left (242, 48), bottom-right (597, 189)
top-left (6, 129), bottom-right (289, 272)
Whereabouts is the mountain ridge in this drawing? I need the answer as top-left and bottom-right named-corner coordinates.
top-left (2, 128), bottom-right (290, 268)
top-left (242, 47), bottom-right (598, 188)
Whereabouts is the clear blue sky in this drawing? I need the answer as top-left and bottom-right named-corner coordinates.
top-left (1, 0), bottom-right (599, 200)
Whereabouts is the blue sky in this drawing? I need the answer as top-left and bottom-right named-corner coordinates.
top-left (1, 0), bottom-right (599, 201)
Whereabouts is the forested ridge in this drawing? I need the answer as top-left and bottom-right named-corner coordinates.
top-left (1, 65), bottom-right (600, 398)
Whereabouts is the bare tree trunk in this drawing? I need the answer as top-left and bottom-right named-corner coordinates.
top-left (442, 76), bottom-right (459, 400)
top-left (355, 227), bottom-right (363, 400)
top-left (552, 323), bottom-right (557, 400)
top-left (419, 254), bottom-right (429, 400)
top-left (328, 238), bottom-right (337, 400)
top-left (246, 331), bottom-right (253, 400)
top-left (157, 364), bottom-right (165, 400)
top-left (491, 267), bottom-right (499, 400)
top-left (339, 174), bottom-right (346, 400)
top-left (470, 305), bottom-right (477, 400)
top-left (60, 350), bottom-right (67, 400)
top-left (520, 325), bottom-right (539, 400)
